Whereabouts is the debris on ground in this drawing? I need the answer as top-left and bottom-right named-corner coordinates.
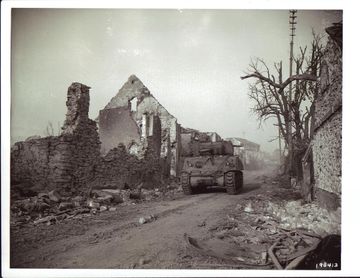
top-left (243, 202), bottom-right (254, 213)
top-left (99, 205), bottom-right (108, 212)
top-left (11, 183), bottom-right (181, 227)
top-left (185, 227), bottom-right (339, 270)
top-left (139, 214), bottom-right (157, 225)
top-left (198, 220), bottom-right (206, 227)
top-left (48, 190), bottom-right (61, 203)
top-left (183, 175), bottom-right (341, 270)
top-left (266, 200), bottom-right (341, 236)
top-left (184, 233), bottom-right (272, 269)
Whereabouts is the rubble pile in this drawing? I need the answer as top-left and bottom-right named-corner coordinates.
top-left (10, 189), bottom-right (113, 227)
top-left (197, 204), bottom-right (330, 269)
top-left (190, 177), bottom-right (341, 270)
top-left (233, 193), bottom-right (340, 237)
top-left (140, 181), bottom-right (183, 201)
top-left (198, 179), bottom-right (341, 269)
top-left (236, 176), bottom-right (340, 236)
top-left (266, 200), bottom-right (341, 236)
top-left (11, 183), bottom-right (183, 227)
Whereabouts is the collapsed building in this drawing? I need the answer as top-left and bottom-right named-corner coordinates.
top-left (11, 83), bottom-right (101, 193)
top-left (10, 75), bottom-right (268, 195)
top-left (11, 75), bottom-right (236, 194)
top-left (311, 22), bottom-right (342, 210)
top-left (97, 75), bottom-right (182, 178)
top-left (11, 80), bottom-right (168, 194)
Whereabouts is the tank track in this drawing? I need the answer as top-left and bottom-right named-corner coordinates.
top-left (225, 171), bottom-right (243, 195)
top-left (181, 172), bottom-right (193, 195)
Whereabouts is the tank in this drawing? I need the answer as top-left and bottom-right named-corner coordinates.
top-left (180, 141), bottom-right (244, 195)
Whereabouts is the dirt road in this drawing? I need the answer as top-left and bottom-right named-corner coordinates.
top-left (11, 168), bottom-right (276, 269)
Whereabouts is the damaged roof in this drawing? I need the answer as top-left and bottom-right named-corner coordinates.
top-left (99, 75), bottom-right (178, 123)
top-left (104, 75), bottom-right (151, 110)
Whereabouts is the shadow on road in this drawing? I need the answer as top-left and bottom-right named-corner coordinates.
top-left (194, 187), bottom-right (226, 195)
top-left (241, 183), bottom-right (261, 194)
top-left (193, 183), bottom-right (261, 195)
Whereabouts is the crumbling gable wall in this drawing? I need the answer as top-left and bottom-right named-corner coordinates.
top-left (98, 75), bottom-right (159, 157)
top-left (104, 75), bottom-right (150, 109)
top-left (98, 75), bottom-right (182, 178)
top-left (11, 83), bottom-right (100, 193)
top-left (98, 107), bottom-right (141, 155)
top-left (136, 95), bottom-right (181, 177)
top-left (312, 24), bottom-right (342, 210)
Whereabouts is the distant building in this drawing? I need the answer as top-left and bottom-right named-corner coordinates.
top-left (226, 137), bottom-right (262, 169)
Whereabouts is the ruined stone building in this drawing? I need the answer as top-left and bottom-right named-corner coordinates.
top-left (11, 81), bottom-right (166, 193)
top-left (312, 22), bottom-right (342, 210)
top-left (11, 83), bottom-right (101, 193)
top-left (11, 75), bottom-right (226, 193)
top-left (11, 75), bottom-right (271, 194)
top-left (98, 75), bottom-right (182, 178)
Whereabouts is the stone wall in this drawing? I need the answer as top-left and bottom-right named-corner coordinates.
top-left (98, 106), bottom-right (140, 155)
top-left (99, 75), bottom-right (182, 178)
top-left (104, 75), bottom-right (150, 109)
top-left (11, 83), bottom-right (101, 193)
top-left (312, 24), bottom-right (342, 210)
top-left (180, 133), bottom-right (193, 157)
top-left (11, 136), bottom-right (61, 191)
top-left (91, 117), bottom-right (162, 190)
top-left (96, 148), bottom-right (161, 189)
top-left (136, 94), bottom-right (181, 177)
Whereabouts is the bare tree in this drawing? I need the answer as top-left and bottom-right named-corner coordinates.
top-left (241, 35), bottom-right (323, 180)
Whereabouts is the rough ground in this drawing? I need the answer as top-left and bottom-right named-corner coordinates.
top-left (10, 167), bottom-right (338, 269)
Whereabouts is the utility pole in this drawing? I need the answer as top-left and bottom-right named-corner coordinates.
top-left (289, 10), bottom-right (297, 99)
top-left (288, 10), bottom-right (297, 176)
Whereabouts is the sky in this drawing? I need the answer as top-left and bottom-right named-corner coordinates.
top-left (11, 9), bottom-right (342, 152)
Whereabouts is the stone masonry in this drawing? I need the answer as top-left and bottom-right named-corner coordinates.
top-left (11, 83), bottom-right (101, 193)
top-left (91, 112), bottom-right (162, 189)
top-left (98, 107), bottom-right (141, 155)
top-left (98, 75), bottom-right (182, 178)
top-left (312, 23), bottom-right (342, 210)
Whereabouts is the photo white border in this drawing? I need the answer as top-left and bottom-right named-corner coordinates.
top-left (2, 0), bottom-right (358, 277)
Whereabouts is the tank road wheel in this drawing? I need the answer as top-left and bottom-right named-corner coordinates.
top-left (181, 172), bottom-right (193, 195)
top-left (225, 171), bottom-right (240, 195)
